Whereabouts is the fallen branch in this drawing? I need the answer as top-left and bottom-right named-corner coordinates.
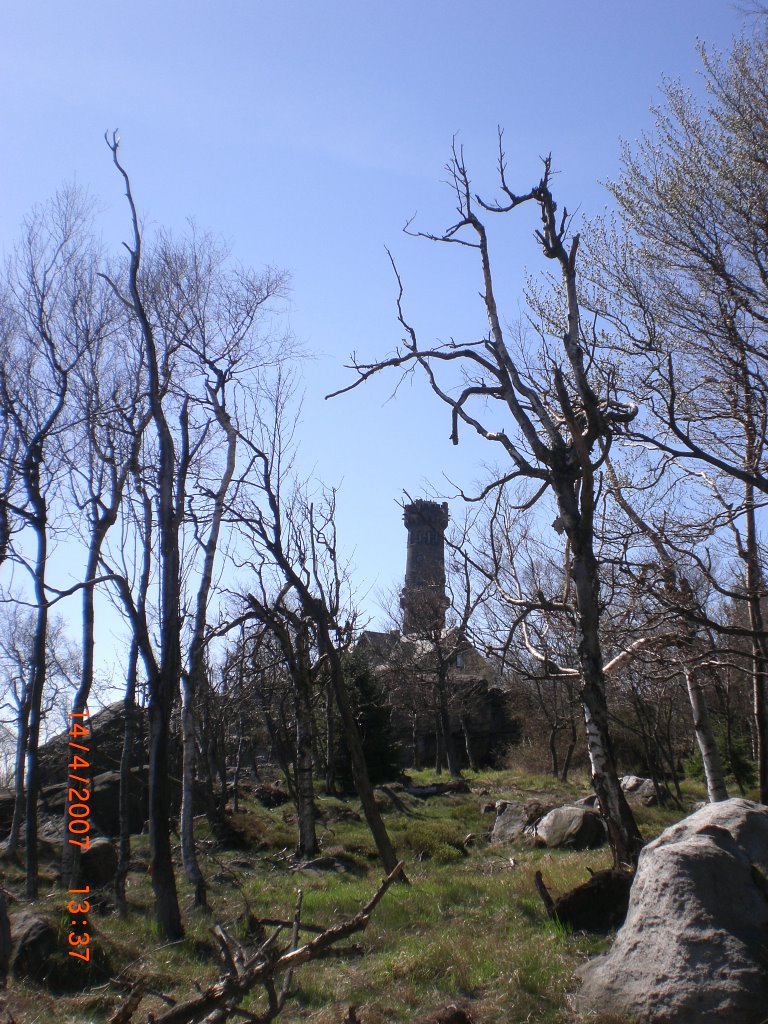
top-left (118, 861), bottom-right (405, 1024)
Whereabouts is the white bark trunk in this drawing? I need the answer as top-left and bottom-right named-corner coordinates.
top-left (684, 668), bottom-right (728, 802)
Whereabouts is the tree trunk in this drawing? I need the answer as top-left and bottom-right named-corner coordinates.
top-left (436, 671), bottom-right (462, 778)
top-left (548, 725), bottom-right (560, 778)
top-left (325, 645), bottom-right (400, 876)
top-left (115, 641), bottom-right (139, 916)
top-left (232, 717), bottom-right (245, 814)
top-left (324, 683), bottom-right (336, 795)
top-left (683, 668), bottom-right (728, 802)
top-left (180, 674), bottom-right (207, 908)
top-left (559, 482), bottom-right (644, 870)
top-left (260, 696), bottom-right (296, 801)
top-left (62, 535), bottom-right (106, 889)
top-left (560, 715), bottom-right (577, 783)
top-left (460, 714), bottom-right (478, 773)
top-left (293, 671), bottom-right (319, 857)
top-left (180, 393), bottom-right (236, 906)
top-left (148, 695), bottom-right (184, 940)
top-left (25, 519), bottom-right (50, 898)
top-left (744, 488), bottom-right (768, 803)
top-left (6, 700), bottom-right (29, 858)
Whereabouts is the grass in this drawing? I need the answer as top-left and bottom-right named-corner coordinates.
top-left (0, 769), bottom-right (715, 1024)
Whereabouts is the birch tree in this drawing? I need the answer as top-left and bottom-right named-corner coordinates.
top-left (582, 28), bottom-right (768, 799)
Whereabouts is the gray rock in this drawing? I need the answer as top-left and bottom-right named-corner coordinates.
top-left (297, 854), bottom-right (366, 876)
top-left (490, 800), bottom-right (556, 845)
top-left (490, 801), bottom-right (528, 844)
top-left (535, 805), bottom-right (606, 849)
top-left (80, 838), bottom-right (118, 887)
top-left (634, 778), bottom-right (672, 806)
top-left (37, 702), bottom-right (149, 790)
top-left (0, 792), bottom-right (14, 839)
top-left (575, 793), bottom-right (599, 807)
top-left (536, 802), bottom-right (606, 851)
top-left (9, 912), bottom-right (56, 980)
top-left (576, 798), bottom-right (768, 1023)
top-left (620, 774), bottom-right (645, 792)
top-left (89, 768), bottom-right (149, 836)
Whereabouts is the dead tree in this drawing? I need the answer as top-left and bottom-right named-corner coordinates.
top-left (241, 593), bottom-right (321, 858)
top-left (331, 141), bottom-right (644, 867)
top-left (230, 385), bottom-right (401, 875)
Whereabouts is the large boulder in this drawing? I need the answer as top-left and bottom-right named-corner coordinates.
top-left (535, 805), bottom-right (606, 850)
top-left (37, 702), bottom-right (149, 789)
top-left (576, 798), bottom-right (768, 1023)
top-left (490, 802), bottom-right (528, 844)
top-left (0, 791), bottom-right (15, 839)
top-left (89, 769), bottom-right (148, 836)
top-left (620, 775), bottom-right (671, 806)
top-left (490, 800), bottom-right (556, 845)
top-left (620, 774), bottom-right (645, 793)
top-left (37, 767), bottom-right (150, 838)
top-left (9, 912), bottom-right (56, 980)
top-left (80, 838), bottom-right (118, 887)
top-left (634, 777), bottom-right (672, 806)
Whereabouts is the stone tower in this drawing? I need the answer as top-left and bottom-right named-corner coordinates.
top-left (400, 499), bottom-right (450, 634)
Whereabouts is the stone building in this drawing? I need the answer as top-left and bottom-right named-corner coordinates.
top-left (359, 499), bottom-right (518, 769)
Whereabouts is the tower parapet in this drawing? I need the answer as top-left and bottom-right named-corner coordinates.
top-left (400, 499), bottom-right (449, 634)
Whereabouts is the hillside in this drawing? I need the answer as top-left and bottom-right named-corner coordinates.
top-left (0, 768), bottom-right (707, 1024)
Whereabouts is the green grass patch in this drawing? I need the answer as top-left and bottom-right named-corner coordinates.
top-left (0, 767), bottom-right (697, 1024)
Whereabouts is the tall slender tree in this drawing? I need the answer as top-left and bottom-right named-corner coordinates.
top-left (0, 190), bottom-right (92, 894)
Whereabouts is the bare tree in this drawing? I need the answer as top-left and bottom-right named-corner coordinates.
top-left (0, 607), bottom-right (79, 856)
top-left (175, 229), bottom-right (289, 907)
top-left (605, 462), bottom-right (729, 801)
top-left (230, 384), bottom-right (402, 875)
top-left (98, 136), bottom-right (193, 938)
top-left (582, 28), bottom-right (768, 799)
top-left (331, 143), bottom-right (644, 867)
top-left (240, 591), bottom-right (321, 857)
top-left (99, 135), bottom-right (291, 933)
top-left (0, 189), bottom-right (93, 894)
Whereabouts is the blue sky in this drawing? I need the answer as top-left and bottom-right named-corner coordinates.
top-left (0, 1), bottom-right (749, 676)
